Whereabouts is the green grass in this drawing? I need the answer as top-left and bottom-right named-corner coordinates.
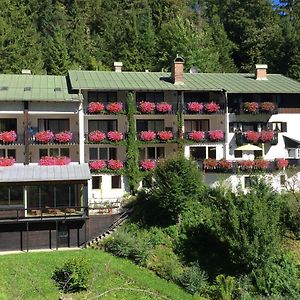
top-left (0, 249), bottom-right (203, 300)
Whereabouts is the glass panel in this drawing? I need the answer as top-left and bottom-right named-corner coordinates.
top-left (55, 184), bottom-right (70, 207)
top-left (39, 149), bottom-right (48, 158)
top-left (139, 148), bottom-right (146, 160)
top-left (136, 120), bottom-right (147, 132)
top-left (99, 148), bottom-right (108, 160)
top-left (70, 184), bottom-right (81, 207)
top-left (9, 186), bottom-right (23, 206)
top-left (88, 120), bottom-right (117, 132)
top-left (49, 148), bottom-right (59, 156)
top-left (27, 186), bottom-right (40, 208)
top-left (40, 185), bottom-right (55, 208)
top-left (136, 92), bottom-right (164, 103)
top-left (0, 186), bottom-right (9, 206)
top-left (0, 119), bottom-right (17, 131)
top-left (234, 150), bottom-right (243, 158)
top-left (149, 120), bottom-right (164, 131)
top-left (92, 176), bottom-right (101, 189)
top-left (190, 147), bottom-right (206, 160)
top-left (88, 92), bottom-right (117, 102)
top-left (0, 149), bottom-right (5, 157)
top-left (208, 147), bottom-right (216, 159)
top-left (60, 148), bottom-right (69, 157)
top-left (109, 148), bottom-right (117, 160)
top-left (38, 119), bottom-right (69, 132)
top-left (89, 148), bottom-right (98, 160)
top-left (112, 176), bottom-right (121, 189)
top-left (7, 149), bottom-right (16, 159)
top-left (147, 147), bottom-right (155, 159)
top-left (157, 147), bottom-right (165, 159)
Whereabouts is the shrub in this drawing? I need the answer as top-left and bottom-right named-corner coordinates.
top-left (213, 274), bottom-right (236, 300)
top-left (180, 264), bottom-right (208, 295)
top-left (52, 257), bottom-right (90, 293)
top-left (146, 245), bottom-right (183, 281)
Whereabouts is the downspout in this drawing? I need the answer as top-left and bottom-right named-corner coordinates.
top-left (78, 89), bottom-right (85, 164)
top-left (24, 101), bottom-right (30, 164)
top-left (223, 89), bottom-right (229, 159)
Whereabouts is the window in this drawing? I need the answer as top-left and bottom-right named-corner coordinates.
top-left (229, 122), bottom-right (267, 133)
top-left (88, 92), bottom-right (117, 103)
top-left (190, 146), bottom-right (216, 160)
top-left (136, 92), bottom-right (164, 103)
top-left (88, 120), bottom-right (117, 132)
top-left (208, 147), bottom-right (216, 159)
top-left (234, 150), bottom-right (242, 158)
top-left (0, 119), bottom-right (17, 131)
top-left (184, 92), bottom-right (209, 102)
top-left (254, 150), bottom-right (263, 159)
top-left (38, 119), bottom-right (69, 133)
top-left (244, 176), bottom-right (258, 188)
top-left (0, 186), bottom-right (23, 206)
top-left (136, 120), bottom-right (164, 132)
top-left (111, 175), bottom-right (121, 189)
top-left (89, 147), bottom-right (116, 161)
top-left (92, 176), bottom-right (102, 189)
top-left (184, 119), bottom-right (210, 132)
top-left (0, 149), bottom-right (16, 159)
top-left (139, 147), bottom-right (165, 160)
top-left (287, 148), bottom-right (300, 158)
top-left (271, 122), bottom-right (287, 132)
top-left (39, 148), bottom-right (69, 158)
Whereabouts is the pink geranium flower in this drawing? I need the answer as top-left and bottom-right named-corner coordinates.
top-left (87, 102), bottom-right (105, 114)
top-left (245, 131), bottom-right (260, 144)
top-left (261, 102), bottom-right (276, 112)
top-left (218, 159), bottom-right (232, 169)
top-left (276, 158), bottom-right (288, 170)
top-left (107, 131), bottom-right (123, 142)
top-left (39, 156), bottom-right (71, 165)
top-left (106, 102), bottom-right (123, 113)
top-left (255, 159), bottom-right (269, 170)
top-left (204, 158), bottom-right (218, 169)
top-left (138, 101), bottom-right (155, 114)
top-left (204, 102), bottom-right (220, 113)
top-left (260, 130), bottom-right (274, 143)
top-left (35, 130), bottom-right (54, 143)
top-left (139, 131), bottom-right (156, 141)
top-left (89, 160), bottom-right (107, 170)
top-left (0, 157), bottom-right (15, 166)
top-left (243, 102), bottom-right (259, 113)
top-left (108, 159), bottom-right (124, 170)
top-left (188, 131), bottom-right (205, 142)
top-left (157, 131), bottom-right (173, 141)
top-left (140, 159), bottom-right (156, 170)
top-left (238, 160), bottom-right (255, 169)
top-left (208, 130), bottom-right (224, 141)
top-left (0, 130), bottom-right (17, 143)
top-left (88, 131), bottom-right (106, 143)
top-left (156, 102), bottom-right (172, 113)
top-left (187, 102), bottom-right (203, 113)
top-left (54, 131), bottom-right (73, 143)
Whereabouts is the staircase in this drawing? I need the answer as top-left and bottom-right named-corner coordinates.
top-left (86, 208), bottom-right (132, 248)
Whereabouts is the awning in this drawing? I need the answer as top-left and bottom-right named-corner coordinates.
top-left (283, 136), bottom-right (300, 148)
top-left (235, 144), bottom-right (263, 151)
top-left (0, 163), bottom-right (91, 183)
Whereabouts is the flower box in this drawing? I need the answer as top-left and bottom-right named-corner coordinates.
top-left (260, 130), bottom-right (274, 143)
top-left (88, 131), bottom-right (106, 143)
top-left (140, 159), bottom-right (156, 171)
top-left (204, 158), bottom-right (218, 170)
top-left (0, 157), bottom-right (15, 166)
top-left (245, 131), bottom-right (260, 144)
top-left (108, 159), bottom-right (124, 170)
top-left (261, 102), bottom-right (276, 113)
top-left (106, 102), bottom-right (123, 114)
top-left (138, 101), bottom-right (155, 114)
top-left (218, 159), bottom-right (233, 170)
top-left (139, 131), bottom-right (156, 141)
top-left (188, 131), bottom-right (205, 142)
top-left (39, 156), bottom-right (71, 166)
top-left (254, 159), bottom-right (269, 170)
top-left (276, 158), bottom-right (288, 170)
top-left (204, 102), bottom-right (220, 113)
top-left (0, 130), bottom-right (17, 143)
top-left (238, 160), bottom-right (255, 170)
top-left (156, 102), bottom-right (172, 113)
top-left (186, 102), bottom-right (203, 113)
top-left (208, 130), bottom-right (224, 141)
top-left (35, 130), bottom-right (54, 143)
top-left (87, 102), bottom-right (105, 114)
top-left (243, 102), bottom-right (259, 113)
top-left (157, 131), bottom-right (173, 141)
top-left (54, 131), bottom-right (73, 143)
top-left (107, 131), bottom-right (123, 142)
top-left (89, 160), bottom-right (107, 171)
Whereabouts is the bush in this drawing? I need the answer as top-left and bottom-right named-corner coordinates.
top-left (180, 264), bottom-right (208, 295)
top-left (146, 245), bottom-right (184, 281)
top-left (52, 257), bottom-right (90, 293)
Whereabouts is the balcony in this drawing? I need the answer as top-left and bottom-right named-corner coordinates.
top-left (85, 102), bottom-right (125, 115)
top-left (30, 131), bottom-right (79, 145)
top-left (184, 130), bottom-right (225, 143)
top-left (85, 131), bottom-right (126, 144)
top-left (234, 102), bottom-right (278, 115)
top-left (184, 102), bottom-right (224, 115)
top-left (136, 101), bottom-right (175, 115)
top-left (137, 130), bottom-right (177, 143)
top-left (0, 130), bottom-right (23, 145)
top-left (235, 131), bottom-right (278, 146)
top-left (89, 159), bottom-right (125, 174)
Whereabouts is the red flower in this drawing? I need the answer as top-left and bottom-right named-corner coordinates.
top-left (276, 158), bottom-right (288, 170)
top-left (157, 131), bottom-right (173, 141)
top-left (35, 130), bottom-right (54, 143)
top-left (187, 102), bottom-right (203, 113)
top-left (140, 159), bottom-right (156, 170)
top-left (89, 160), bottom-right (107, 170)
top-left (106, 102), bottom-right (123, 113)
top-left (0, 130), bottom-right (17, 143)
top-left (204, 158), bottom-right (218, 169)
top-left (107, 131), bottom-right (123, 142)
top-left (208, 130), bottom-right (224, 141)
top-left (156, 102), bottom-right (172, 113)
top-left (255, 159), bottom-right (269, 170)
top-left (243, 102), bottom-right (259, 113)
top-left (245, 131), bottom-right (260, 144)
top-left (261, 102), bottom-right (275, 112)
top-left (204, 102), bottom-right (220, 113)
top-left (88, 131), bottom-right (106, 143)
top-left (54, 131), bottom-right (73, 143)
top-left (238, 160), bottom-right (255, 169)
top-left (87, 102), bottom-right (105, 114)
top-left (108, 159), bottom-right (124, 170)
top-left (138, 101), bottom-right (155, 114)
top-left (39, 156), bottom-right (71, 166)
top-left (260, 130), bottom-right (274, 142)
top-left (0, 157), bottom-right (15, 166)
top-left (218, 159), bottom-right (232, 169)
top-left (139, 131), bottom-right (156, 141)
top-left (188, 131), bottom-right (205, 142)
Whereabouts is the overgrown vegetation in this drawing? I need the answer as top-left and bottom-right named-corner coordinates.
top-left (101, 156), bottom-right (300, 299)
top-left (0, 1), bottom-right (299, 80)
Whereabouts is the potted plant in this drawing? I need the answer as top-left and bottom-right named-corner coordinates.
top-left (186, 102), bottom-right (203, 113)
top-left (275, 158), bottom-right (288, 170)
top-left (88, 131), bottom-right (106, 143)
top-left (89, 160), bottom-right (107, 171)
top-left (140, 159), bottom-right (156, 171)
top-left (156, 102), bottom-right (172, 113)
top-left (87, 102), bottom-right (105, 114)
top-left (204, 102), bottom-right (220, 113)
top-left (218, 159), bottom-right (233, 170)
top-left (254, 159), bottom-right (269, 170)
top-left (107, 131), bottom-right (123, 142)
top-left (260, 130), bottom-right (274, 143)
top-left (35, 130), bottom-right (54, 143)
top-left (0, 157), bottom-right (15, 166)
top-left (0, 130), bottom-right (17, 143)
top-left (54, 131), bottom-right (73, 143)
top-left (138, 101), bottom-right (155, 114)
top-left (157, 131), bottom-right (173, 141)
top-left (208, 130), bottom-right (224, 141)
top-left (39, 156), bottom-right (71, 165)
top-left (260, 102), bottom-right (276, 113)
top-left (108, 159), bottom-right (124, 170)
top-left (139, 131), bottom-right (156, 141)
top-left (188, 131), bottom-right (205, 142)
top-left (204, 158), bottom-right (218, 170)
top-left (106, 102), bottom-right (123, 114)
top-left (245, 131), bottom-right (260, 144)
top-left (238, 160), bottom-right (255, 170)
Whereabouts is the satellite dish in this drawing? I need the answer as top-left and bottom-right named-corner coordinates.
top-left (189, 66), bottom-right (199, 74)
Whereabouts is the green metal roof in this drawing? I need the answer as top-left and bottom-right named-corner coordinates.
top-left (68, 70), bottom-right (300, 94)
top-left (0, 74), bottom-right (82, 102)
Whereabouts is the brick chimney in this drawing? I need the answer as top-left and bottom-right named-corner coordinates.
top-left (255, 64), bottom-right (268, 80)
top-left (114, 62), bottom-right (123, 72)
top-left (172, 55), bottom-right (185, 84)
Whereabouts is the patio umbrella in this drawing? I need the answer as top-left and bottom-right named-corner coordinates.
top-left (235, 144), bottom-right (263, 151)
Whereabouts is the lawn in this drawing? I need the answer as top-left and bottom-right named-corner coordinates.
top-left (0, 249), bottom-right (202, 300)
